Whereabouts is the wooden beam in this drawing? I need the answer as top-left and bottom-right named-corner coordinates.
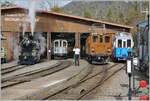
top-left (75, 32), bottom-right (81, 48)
top-left (47, 32), bottom-right (51, 60)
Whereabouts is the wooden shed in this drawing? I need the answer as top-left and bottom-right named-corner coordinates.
top-left (1, 7), bottom-right (133, 61)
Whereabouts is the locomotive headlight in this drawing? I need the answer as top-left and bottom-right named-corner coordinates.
top-left (24, 56), bottom-right (27, 59)
top-left (32, 51), bottom-right (36, 56)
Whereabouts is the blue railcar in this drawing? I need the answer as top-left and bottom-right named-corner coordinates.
top-left (113, 32), bottom-right (134, 61)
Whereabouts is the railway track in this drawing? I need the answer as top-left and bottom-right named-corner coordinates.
top-left (1, 65), bottom-right (27, 75)
top-left (78, 64), bottom-right (125, 100)
top-left (1, 60), bottom-right (72, 89)
top-left (44, 63), bottom-right (125, 100)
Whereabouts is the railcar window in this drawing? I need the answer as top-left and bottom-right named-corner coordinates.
top-left (127, 39), bottom-right (131, 47)
top-left (99, 35), bottom-right (103, 43)
top-left (63, 41), bottom-right (67, 47)
top-left (55, 41), bottom-right (58, 47)
top-left (118, 40), bottom-right (122, 47)
top-left (105, 36), bottom-right (110, 43)
top-left (60, 41), bottom-right (62, 47)
top-left (93, 35), bottom-right (98, 43)
top-left (123, 41), bottom-right (126, 48)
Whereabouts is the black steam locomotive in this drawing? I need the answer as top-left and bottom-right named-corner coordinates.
top-left (18, 34), bottom-right (41, 65)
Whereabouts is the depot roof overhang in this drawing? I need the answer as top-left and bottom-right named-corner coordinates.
top-left (2, 7), bottom-right (133, 31)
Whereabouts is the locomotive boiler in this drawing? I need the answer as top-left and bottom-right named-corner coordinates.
top-left (18, 34), bottom-right (41, 65)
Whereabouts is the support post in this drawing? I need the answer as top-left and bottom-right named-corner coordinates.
top-left (75, 32), bottom-right (80, 48)
top-left (128, 73), bottom-right (132, 100)
top-left (127, 51), bottom-right (132, 100)
top-left (49, 32), bottom-right (51, 60)
top-left (47, 32), bottom-right (51, 60)
top-left (78, 32), bottom-right (80, 48)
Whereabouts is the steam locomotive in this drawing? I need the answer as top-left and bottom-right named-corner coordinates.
top-left (18, 34), bottom-right (41, 65)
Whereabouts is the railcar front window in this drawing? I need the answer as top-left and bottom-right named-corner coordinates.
top-left (123, 41), bottom-right (126, 48)
top-left (55, 42), bottom-right (58, 47)
top-left (93, 35), bottom-right (98, 43)
top-left (105, 36), bottom-right (110, 43)
top-left (60, 41), bottom-right (62, 47)
top-left (127, 39), bottom-right (131, 48)
top-left (63, 41), bottom-right (67, 47)
top-left (99, 35), bottom-right (103, 43)
top-left (118, 40), bottom-right (122, 47)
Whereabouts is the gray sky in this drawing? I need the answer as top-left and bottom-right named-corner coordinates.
top-left (1, 0), bottom-right (72, 11)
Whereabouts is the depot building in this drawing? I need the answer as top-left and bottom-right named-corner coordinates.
top-left (1, 7), bottom-right (133, 62)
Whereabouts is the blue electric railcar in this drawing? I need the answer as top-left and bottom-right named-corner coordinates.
top-left (113, 32), bottom-right (134, 61)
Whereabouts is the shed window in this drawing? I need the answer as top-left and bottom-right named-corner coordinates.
top-left (99, 35), bottom-right (103, 43)
top-left (127, 39), bottom-right (131, 47)
top-left (105, 36), bottom-right (110, 43)
top-left (118, 40), bottom-right (122, 47)
top-left (93, 35), bottom-right (98, 43)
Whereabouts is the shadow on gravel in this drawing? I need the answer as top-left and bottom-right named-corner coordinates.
top-left (133, 70), bottom-right (149, 82)
top-left (114, 96), bottom-right (123, 100)
top-left (113, 60), bottom-right (126, 63)
top-left (120, 84), bottom-right (129, 88)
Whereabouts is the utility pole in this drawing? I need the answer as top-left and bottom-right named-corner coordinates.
top-left (0, 2), bottom-right (1, 65)
top-left (127, 51), bottom-right (132, 100)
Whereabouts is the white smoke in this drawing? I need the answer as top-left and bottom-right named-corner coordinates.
top-left (22, 22), bottom-right (27, 36)
top-left (13, 39), bottom-right (20, 60)
top-left (28, 0), bottom-right (36, 36)
top-left (34, 33), bottom-right (46, 55)
top-left (9, 33), bottom-right (20, 60)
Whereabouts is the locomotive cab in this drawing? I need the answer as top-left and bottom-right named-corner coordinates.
top-left (86, 33), bottom-right (113, 64)
top-left (53, 39), bottom-right (68, 59)
top-left (18, 34), bottom-right (41, 65)
top-left (113, 32), bottom-right (134, 61)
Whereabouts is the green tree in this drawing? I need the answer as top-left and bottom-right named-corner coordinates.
top-left (118, 12), bottom-right (125, 24)
top-left (83, 8), bottom-right (92, 18)
top-left (106, 8), bottom-right (113, 21)
top-left (51, 5), bottom-right (64, 13)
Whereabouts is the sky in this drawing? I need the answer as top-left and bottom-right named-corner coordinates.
top-left (1, 0), bottom-right (72, 11)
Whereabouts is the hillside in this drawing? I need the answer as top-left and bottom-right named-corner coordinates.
top-left (62, 1), bottom-right (148, 26)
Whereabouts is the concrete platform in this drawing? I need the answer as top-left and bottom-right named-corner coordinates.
top-left (1, 59), bottom-right (91, 100)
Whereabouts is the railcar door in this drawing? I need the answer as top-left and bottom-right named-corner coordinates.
top-left (61, 40), bottom-right (68, 54)
top-left (127, 39), bottom-right (131, 48)
top-left (104, 34), bottom-right (112, 54)
top-left (123, 40), bottom-right (126, 48)
top-left (54, 40), bottom-right (60, 54)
